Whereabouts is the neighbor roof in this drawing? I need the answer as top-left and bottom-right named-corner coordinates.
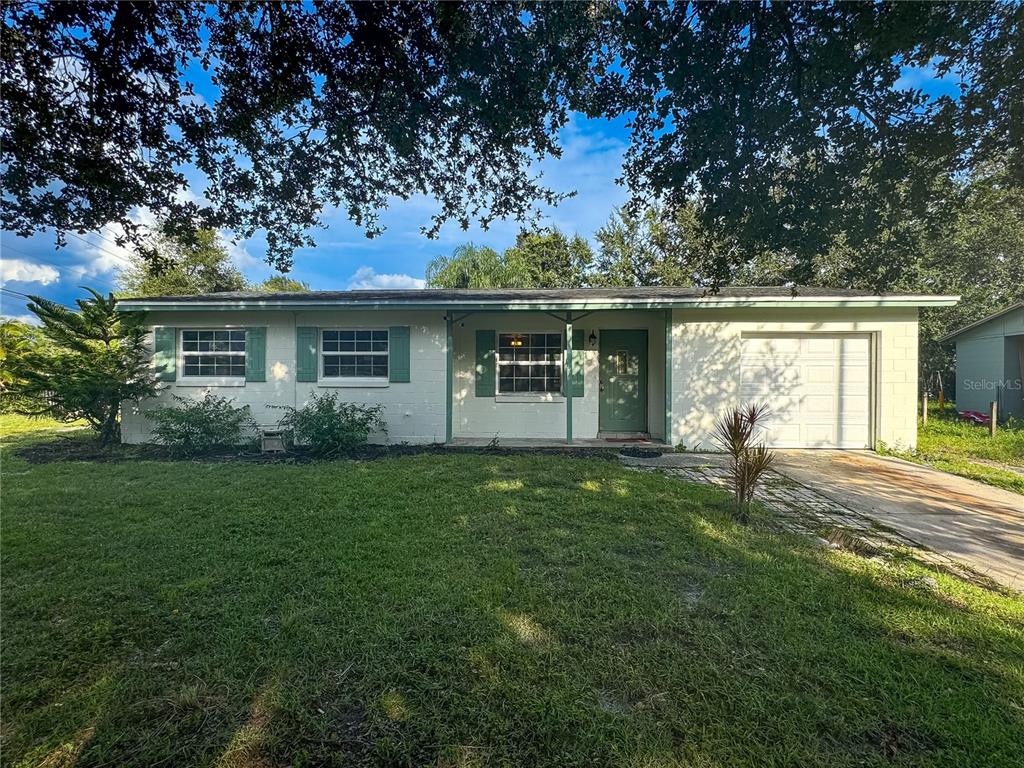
top-left (939, 302), bottom-right (1024, 343)
top-left (116, 286), bottom-right (960, 312)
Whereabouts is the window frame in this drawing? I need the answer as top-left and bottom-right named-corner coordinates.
top-left (319, 327), bottom-right (390, 386)
top-left (177, 327), bottom-right (247, 385)
top-left (495, 330), bottom-right (565, 398)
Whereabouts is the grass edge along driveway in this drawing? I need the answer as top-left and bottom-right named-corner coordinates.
top-left (880, 407), bottom-right (1024, 494)
top-left (2, 420), bottom-right (1023, 767)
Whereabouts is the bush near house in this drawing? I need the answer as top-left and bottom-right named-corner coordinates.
top-left (147, 393), bottom-right (258, 457)
top-left (273, 391), bottom-right (386, 457)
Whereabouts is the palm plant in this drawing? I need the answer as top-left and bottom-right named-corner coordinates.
top-left (712, 403), bottom-right (776, 522)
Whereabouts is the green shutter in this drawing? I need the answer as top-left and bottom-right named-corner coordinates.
top-left (296, 326), bottom-right (318, 382)
top-left (570, 328), bottom-right (584, 397)
top-left (153, 326), bottom-right (176, 382)
top-left (245, 327), bottom-right (266, 382)
top-left (388, 326), bottom-right (411, 382)
top-left (475, 329), bottom-right (496, 397)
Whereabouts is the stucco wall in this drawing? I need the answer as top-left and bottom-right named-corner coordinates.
top-left (668, 307), bottom-right (920, 450)
top-left (121, 310), bottom-right (447, 444)
top-left (452, 311), bottom-right (666, 440)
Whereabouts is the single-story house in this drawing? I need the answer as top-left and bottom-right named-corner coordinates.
top-left (116, 287), bottom-right (959, 450)
top-left (940, 302), bottom-right (1024, 420)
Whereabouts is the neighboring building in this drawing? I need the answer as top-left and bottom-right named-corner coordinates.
top-left (941, 303), bottom-right (1024, 420)
top-left (115, 287), bottom-right (959, 450)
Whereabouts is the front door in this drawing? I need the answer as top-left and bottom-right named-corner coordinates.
top-left (599, 329), bottom-right (648, 433)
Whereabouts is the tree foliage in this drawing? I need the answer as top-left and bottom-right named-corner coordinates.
top-left (504, 228), bottom-right (593, 288)
top-left (0, 319), bottom-right (46, 410)
top-left (255, 275), bottom-right (310, 293)
top-left (7, 289), bottom-right (156, 443)
top-left (2, 2), bottom-right (608, 269)
top-left (425, 244), bottom-right (511, 289)
top-left (116, 227), bottom-right (246, 298)
top-left (426, 229), bottom-right (593, 289)
top-left (3, 3), bottom-right (1019, 279)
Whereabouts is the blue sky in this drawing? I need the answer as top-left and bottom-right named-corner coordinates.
top-left (0, 111), bottom-right (633, 321)
top-left (0, 58), bottom-right (960, 323)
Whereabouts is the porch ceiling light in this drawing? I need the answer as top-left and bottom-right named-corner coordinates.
top-left (588, 330), bottom-right (598, 346)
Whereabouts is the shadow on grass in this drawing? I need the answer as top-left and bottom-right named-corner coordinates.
top-left (2, 450), bottom-right (1022, 767)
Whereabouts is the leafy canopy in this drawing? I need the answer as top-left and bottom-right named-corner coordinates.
top-left (2, 2), bottom-right (1019, 280)
top-left (116, 227), bottom-right (247, 297)
top-left (426, 229), bottom-right (593, 289)
top-left (2, 2), bottom-right (608, 269)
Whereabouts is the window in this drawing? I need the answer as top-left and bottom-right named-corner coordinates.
top-left (322, 329), bottom-right (388, 379)
top-left (181, 329), bottom-right (246, 377)
top-left (497, 332), bottom-right (562, 394)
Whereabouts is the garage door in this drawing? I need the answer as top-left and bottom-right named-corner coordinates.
top-left (739, 334), bottom-right (871, 448)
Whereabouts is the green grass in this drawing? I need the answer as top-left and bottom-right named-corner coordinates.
top-left (2, 422), bottom-right (1023, 767)
top-left (880, 406), bottom-right (1024, 494)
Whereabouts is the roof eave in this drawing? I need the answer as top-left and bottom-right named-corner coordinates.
top-left (938, 301), bottom-right (1024, 343)
top-left (115, 295), bottom-right (961, 313)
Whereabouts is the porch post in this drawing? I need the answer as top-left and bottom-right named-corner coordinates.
top-left (664, 308), bottom-right (672, 445)
top-left (565, 317), bottom-right (573, 444)
top-left (445, 313), bottom-right (453, 443)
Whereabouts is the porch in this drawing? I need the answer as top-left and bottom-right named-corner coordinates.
top-left (445, 309), bottom-right (671, 445)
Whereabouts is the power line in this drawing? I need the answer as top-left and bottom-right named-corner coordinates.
top-left (1, 242), bottom-right (121, 293)
top-left (61, 230), bottom-right (137, 268)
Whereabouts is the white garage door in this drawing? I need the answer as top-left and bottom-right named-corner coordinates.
top-left (739, 334), bottom-right (871, 448)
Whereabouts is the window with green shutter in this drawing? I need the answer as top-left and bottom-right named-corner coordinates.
top-left (153, 326), bottom-right (176, 381)
top-left (245, 327), bottom-right (266, 382)
top-left (296, 326), bottom-right (318, 382)
top-left (389, 326), bottom-right (411, 382)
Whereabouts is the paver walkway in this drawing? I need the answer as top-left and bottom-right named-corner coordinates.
top-left (621, 452), bottom-right (1019, 592)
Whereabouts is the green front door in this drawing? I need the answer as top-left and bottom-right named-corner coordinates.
top-left (599, 329), bottom-right (648, 433)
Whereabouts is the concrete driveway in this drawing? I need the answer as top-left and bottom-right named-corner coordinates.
top-left (772, 451), bottom-right (1024, 591)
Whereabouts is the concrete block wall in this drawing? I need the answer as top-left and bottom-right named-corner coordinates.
top-left (668, 306), bottom-right (920, 451)
top-left (451, 310), bottom-right (666, 441)
top-left (121, 310), bottom-right (447, 444)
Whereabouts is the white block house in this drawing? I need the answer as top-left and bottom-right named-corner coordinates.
top-left (116, 287), bottom-right (959, 450)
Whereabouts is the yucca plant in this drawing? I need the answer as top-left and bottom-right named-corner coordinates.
top-left (712, 402), bottom-right (776, 522)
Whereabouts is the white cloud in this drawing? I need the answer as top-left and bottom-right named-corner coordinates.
top-left (68, 213), bottom-right (155, 279)
top-left (1, 313), bottom-right (42, 326)
top-left (0, 258), bottom-right (60, 286)
top-left (223, 236), bottom-right (263, 272)
top-left (346, 266), bottom-right (425, 290)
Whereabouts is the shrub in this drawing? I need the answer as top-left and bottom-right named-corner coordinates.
top-left (274, 392), bottom-right (386, 457)
top-left (712, 402), bottom-right (776, 522)
top-left (148, 393), bottom-right (258, 456)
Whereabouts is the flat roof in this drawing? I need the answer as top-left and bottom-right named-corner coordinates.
top-left (939, 302), bottom-right (1024, 343)
top-left (116, 286), bottom-right (960, 312)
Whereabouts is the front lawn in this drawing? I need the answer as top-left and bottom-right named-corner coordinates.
top-left (2, 425), bottom-right (1022, 766)
top-left (882, 406), bottom-right (1024, 494)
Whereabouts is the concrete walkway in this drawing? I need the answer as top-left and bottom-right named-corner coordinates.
top-left (623, 450), bottom-right (1023, 591)
top-left (772, 451), bottom-right (1024, 592)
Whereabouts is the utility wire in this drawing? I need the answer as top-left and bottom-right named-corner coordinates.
top-left (1, 242), bottom-right (121, 293)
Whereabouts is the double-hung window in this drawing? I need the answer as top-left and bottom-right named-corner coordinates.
top-left (181, 329), bottom-right (246, 378)
top-left (497, 332), bottom-right (562, 394)
top-left (322, 329), bottom-right (389, 379)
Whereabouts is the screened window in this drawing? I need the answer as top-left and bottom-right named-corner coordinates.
top-left (181, 329), bottom-right (246, 377)
top-left (497, 333), bottom-right (562, 393)
top-left (322, 329), bottom-right (389, 378)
